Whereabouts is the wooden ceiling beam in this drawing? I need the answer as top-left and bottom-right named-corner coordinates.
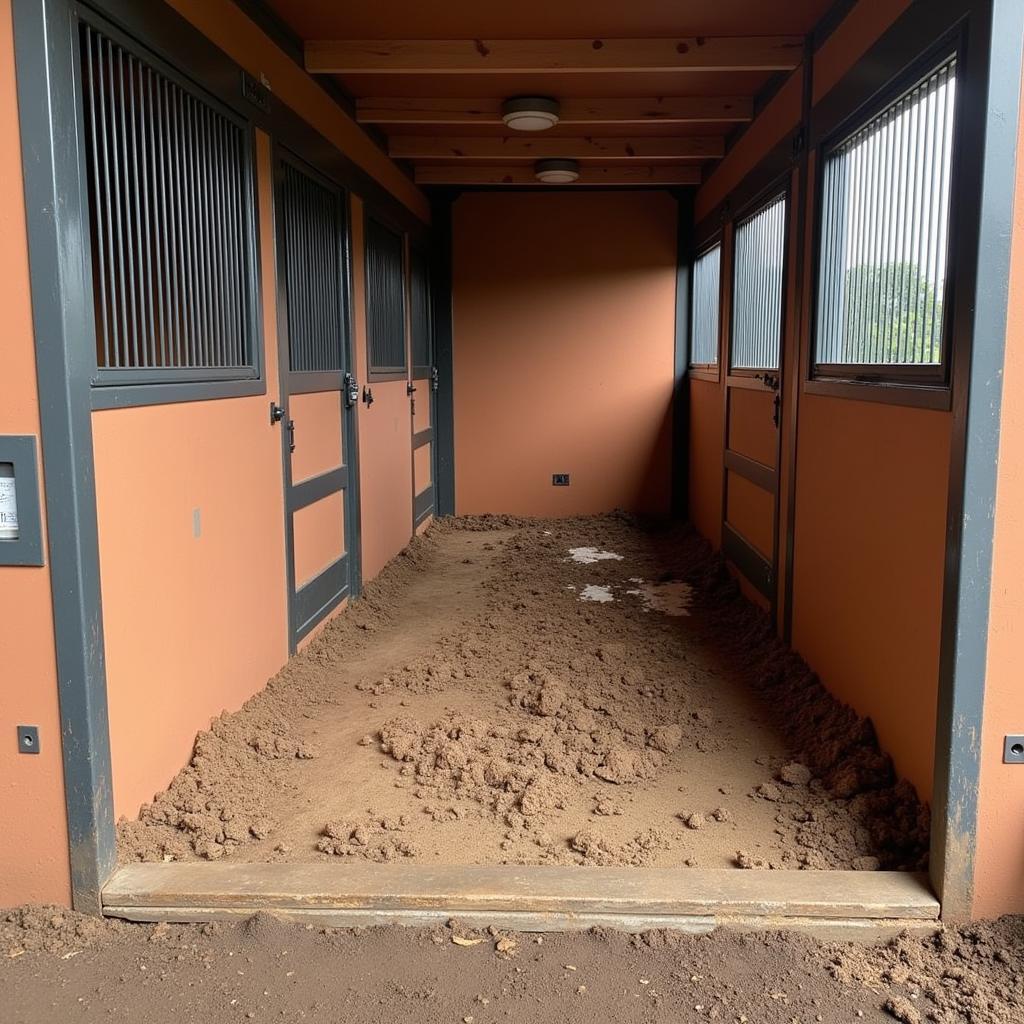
top-left (306, 37), bottom-right (803, 75)
top-left (389, 135), bottom-right (724, 161)
top-left (356, 95), bottom-right (754, 126)
top-left (413, 165), bottom-right (703, 186)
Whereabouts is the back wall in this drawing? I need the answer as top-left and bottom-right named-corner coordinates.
top-left (452, 191), bottom-right (678, 518)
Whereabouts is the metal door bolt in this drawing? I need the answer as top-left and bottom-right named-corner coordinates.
top-left (17, 725), bottom-right (39, 755)
top-left (1004, 735), bottom-right (1024, 764)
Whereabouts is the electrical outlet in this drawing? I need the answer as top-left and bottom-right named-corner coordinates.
top-left (1004, 735), bottom-right (1024, 764)
top-left (17, 725), bottom-right (39, 755)
top-left (552, 473), bottom-right (570, 487)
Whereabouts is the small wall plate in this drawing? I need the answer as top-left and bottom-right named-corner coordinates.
top-left (1004, 735), bottom-right (1024, 764)
top-left (17, 725), bottom-right (39, 755)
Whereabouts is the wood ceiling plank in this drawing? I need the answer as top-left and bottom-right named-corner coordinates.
top-left (306, 37), bottom-right (804, 75)
top-left (356, 95), bottom-right (754, 125)
top-left (413, 165), bottom-right (703, 186)
top-left (390, 135), bottom-right (724, 160)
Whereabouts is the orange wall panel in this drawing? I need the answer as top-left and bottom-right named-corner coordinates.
top-left (0, 0), bottom-right (71, 906)
top-left (289, 391), bottom-right (343, 484)
top-left (164, 0), bottom-right (428, 222)
top-left (791, 395), bottom-right (951, 801)
top-left (974, 78), bottom-right (1024, 919)
top-left (414, 442), bottom-right (432, 494)
top-left (93, 133), bottom-right (288, 820)
top-left (413, 391), bottom-right (432, 434)
top-left (452, 191), bottom-right (676, 519)
top-left (688, 377), bottom-right (723, 547)
top-left (293, 491), bottom-right (345, 587)
top-left (728, 389), bottom-right (778, 468)
top-left (725, 472), bottom-right (774, 560)
top-left (351, 196), bottom-right (414, 580)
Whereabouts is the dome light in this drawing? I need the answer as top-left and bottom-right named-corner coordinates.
top-left (534, 159), bottom-right (580, 184)
top-left (501, 96), bottom-right (560, 132)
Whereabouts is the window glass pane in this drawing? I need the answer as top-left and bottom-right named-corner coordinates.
top-left (731, 195), bottom-right (787, 371)
top-left (816, 59), bottom-right (957, 367)
top-left (281, 162), bottom-right (344, 374)
top-left (690, 244), bottom-right (721, 366)
top-left (365, 217), bottom-right (407, 374)
top-left (80, 23), bottom-right (255, 376)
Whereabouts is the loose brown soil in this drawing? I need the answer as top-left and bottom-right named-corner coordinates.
top-left (118, 515), bottom-right (928, 871)
top-left (2, 907), bottom-right (1021, 1024)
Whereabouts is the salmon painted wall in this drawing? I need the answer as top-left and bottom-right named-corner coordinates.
top-left (164, 0), bottom-right (428, 222)
top-left (351, 195), bottom-right (414, 580)
top-left (790, 399), bottom-right (951, 800)
top-left (691, 0), bottom-right (948, 802)
top-left (452, 191), bottom-right (676, 518)
top-left (974, 78), bottom-right (1024, 918)
top-left (688, 378), bottom-right (722, 546)
top-left (0, 0), bottom-right (71, 906)
top-left (93, 133), bottom-right (289, 821)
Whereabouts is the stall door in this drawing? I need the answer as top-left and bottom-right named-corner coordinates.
top-left (721, 192), bottom-right (788, 610)
top-left (409, 245), bottom-right (436, 529)
top-left (275, 153), bottom-right (360, 650)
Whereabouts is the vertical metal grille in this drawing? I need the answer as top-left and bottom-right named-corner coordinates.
top-left (410, 247), bottom-right (432, 372)
top-left (80, 23), bottom-right (254, 377)
top-left (731, 194), bottom-right (787, 371)
top-left (690, 244), bottom-right (721, 366)
top-left (816, 58), bottom-right (957, 368)
top-left (365, 216), bottom-right (407, 374)
top-left (280, 162), bottom-right (344, 373)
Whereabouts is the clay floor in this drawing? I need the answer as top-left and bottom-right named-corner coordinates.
top-left (117, 515), bottom-right (928, 872)
top-left (2, 907), bottom-right (1022, 1024)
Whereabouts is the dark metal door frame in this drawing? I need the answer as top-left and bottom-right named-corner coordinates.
top-left (719, 185), bottom-right (793, 615)
top-left (272, 147), bottom-right (362, 652)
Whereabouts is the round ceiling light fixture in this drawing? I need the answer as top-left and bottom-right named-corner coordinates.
top-left (501, 96), bottom-right (560, 131)
top-left (534, 158), bottom-right (580, 184)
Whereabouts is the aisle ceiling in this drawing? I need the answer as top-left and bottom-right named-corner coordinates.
top-left (264, 0), bottom-right (835, 187)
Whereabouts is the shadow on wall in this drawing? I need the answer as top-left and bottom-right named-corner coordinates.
top-left (452, 191), bottom-right (679, 519)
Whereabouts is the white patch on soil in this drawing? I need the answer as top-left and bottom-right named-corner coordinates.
top-left (567, 547), bottom-right (624, 565)
top-left (625, 580), bottom-right (694, 617)
top-left (579, 584), bottom-right (614, 603)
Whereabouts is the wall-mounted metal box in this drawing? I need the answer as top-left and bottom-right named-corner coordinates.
top-left (0, 436), bottom-right (45, 566)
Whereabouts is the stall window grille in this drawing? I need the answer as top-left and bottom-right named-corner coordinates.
top-left (815, 58), bottom-right (957, 375)
top-left (365, 216), bottom-right (407, 375)
top-left (280, 163), bottom-right (345, 374)
top-left (731, 194), bottom-right (787, 371)
top-left (690, 244), bottom-right (721, 367)
top-left (80, 23), bottom-right (255, 380)
top-left (410, 248), bottom-right (432, 373)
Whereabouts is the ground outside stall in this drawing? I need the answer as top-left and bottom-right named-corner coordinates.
top-left (1, 906), bottom-right (1022, 1024)
top-left (118, 514), bottom-right (926, 873)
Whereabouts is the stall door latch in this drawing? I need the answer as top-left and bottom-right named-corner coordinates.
top-left (344, 372), bottom-right (359, 409)
top-left (431, 366), bottom-right (440, 393)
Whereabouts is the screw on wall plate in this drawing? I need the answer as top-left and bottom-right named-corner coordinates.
top-left (1004, 735), bottom-right (1024, 764)
top-left (17, 725), bottom-right (39, 755)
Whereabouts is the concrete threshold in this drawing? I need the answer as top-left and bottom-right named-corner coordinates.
top-left (102, 864), bottom-right (940, 941)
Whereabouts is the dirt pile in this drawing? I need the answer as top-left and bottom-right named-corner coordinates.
top-left (117, 511), bottom-right (930, 871)
top-left (117, 706), bottom-right (317, 862)
top-left (827, 916), bottom-right (1024, 1024)
top-left (316, 812), bottom-right (418, 861)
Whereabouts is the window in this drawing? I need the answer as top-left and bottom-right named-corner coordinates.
top-left (410, 247), bottom-right (432, 374)
top-left (280, 161), bottom-right (346, 374)
top-left (815, 58), bottom-right (957, 378)
top-left (365, 215), bottom-right (407, 376)
top-left (690, 244), bottom-right (721, 367)
top-left (80, 23), bottom-right (257, 382)
top-left (731, 194), bottom-right (787, 371)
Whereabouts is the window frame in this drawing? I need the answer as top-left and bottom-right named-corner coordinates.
top-left (808, 43), bottom-right (963, 401)
top-left (728, 187), bottom-right (791, 380)
top-left (363, 209), bottom-right (409, 382)
top-left (76, 7), bottom-right (265, 409)
top-left (409, 243), bottom-right (433, 380)
top-left (688, 238), bottom-right (723, 380)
